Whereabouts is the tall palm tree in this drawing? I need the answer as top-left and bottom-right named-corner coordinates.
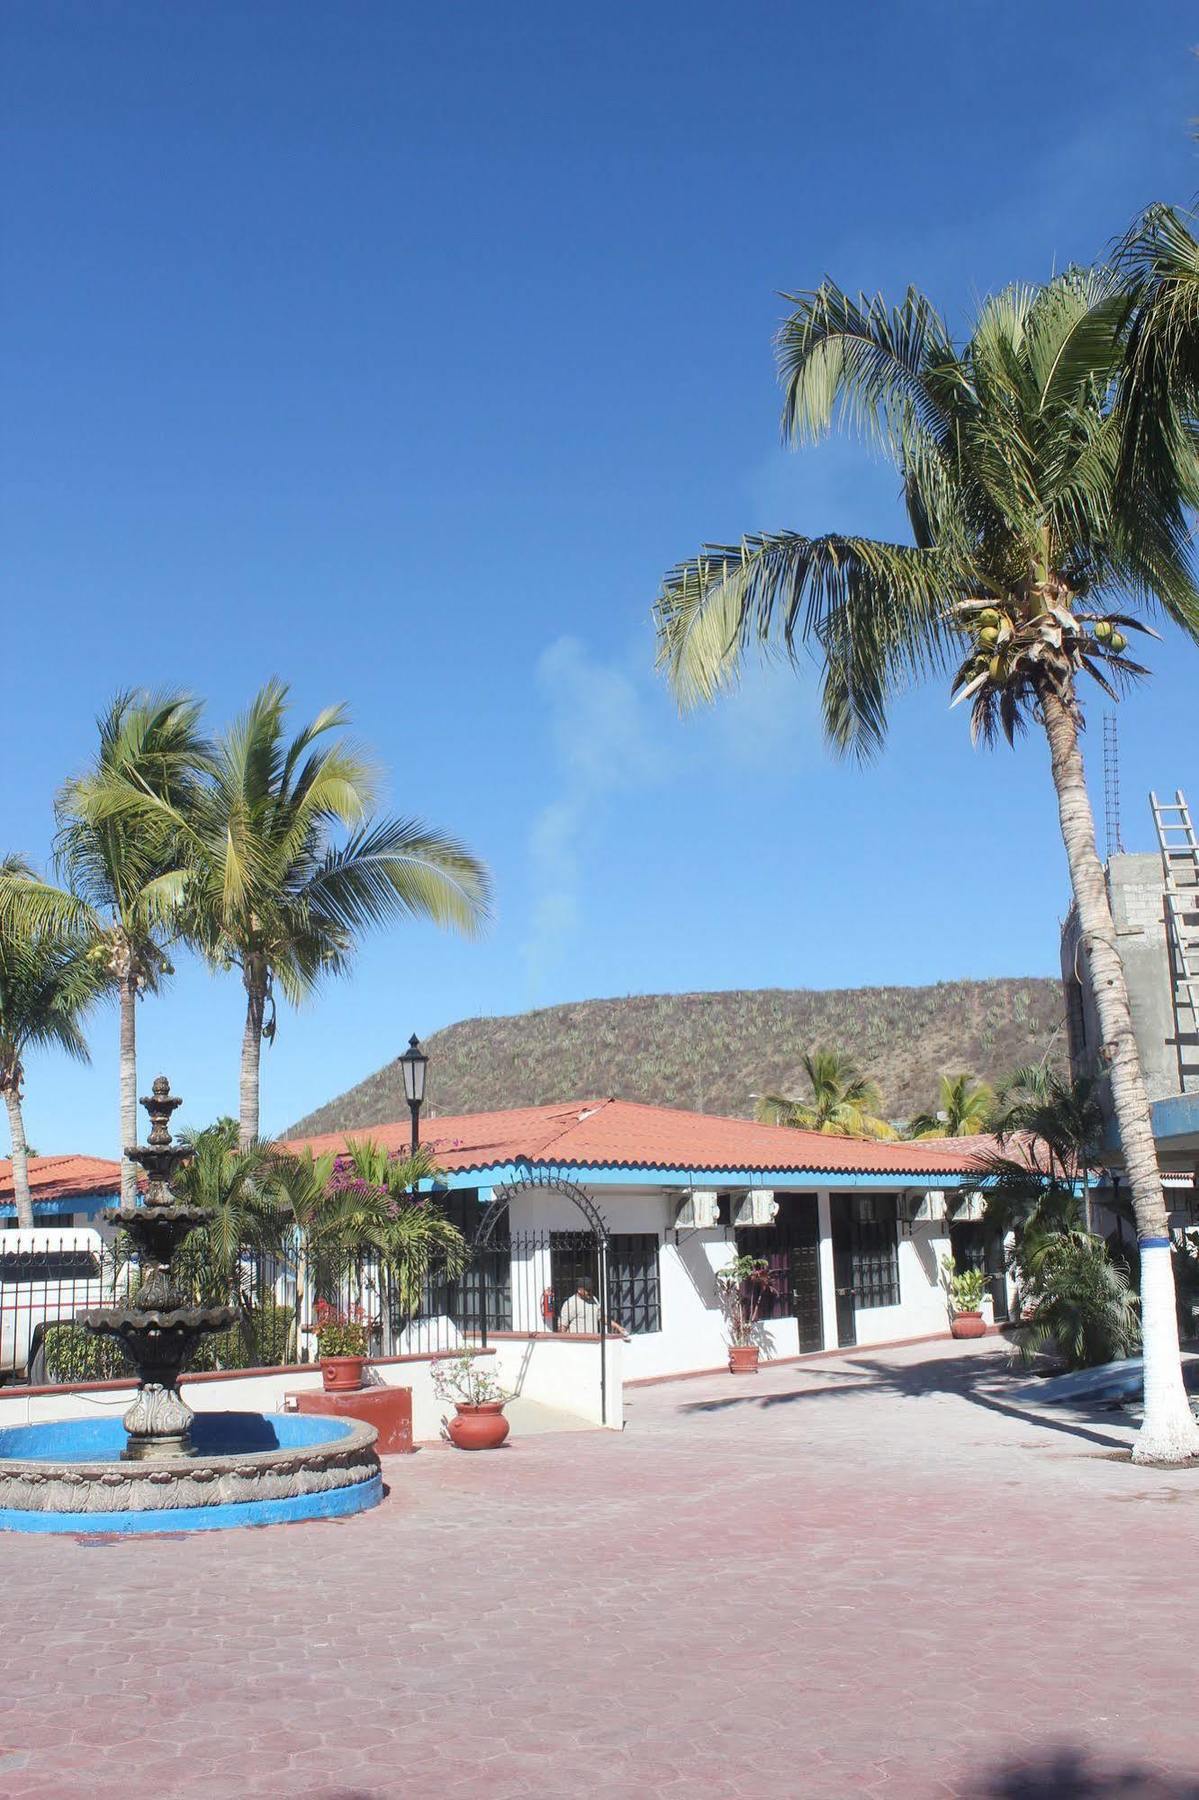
top-left (655, 260), bottom-right (1199, 1461)
top-left (908, 1073), bottom-right (994, 1139)
top-left (0, 858), bottom-right (104, 1228)
top-left (55, 692), bottom-right (210, 1204)
top-left (178, 681), bottom-right (490, 1146)
top-left (756, 1047), bottom-right (896, 1139)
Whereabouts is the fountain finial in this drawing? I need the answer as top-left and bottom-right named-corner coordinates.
top-left (143, 1075), bottom-right (182, 1147)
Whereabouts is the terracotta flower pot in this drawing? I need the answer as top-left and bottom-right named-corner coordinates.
top-left (320, 1354), bottom-right (368, 1392)
top-left (728, 1344), bottom-right (760, 1374)
top-left (950, 1311), bottom-right (986, 1340)
top-left (447, 1401), bottom-right (510, 1450)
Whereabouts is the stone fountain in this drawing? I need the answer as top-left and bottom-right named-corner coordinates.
top-left (0, 1077), bottom-right (383, 1533)
top-left (76, 1075), bottom-right (238, 1460)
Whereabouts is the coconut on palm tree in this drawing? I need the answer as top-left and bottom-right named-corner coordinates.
top-left (756, 1047), bottom-right (896, 1139)
top-left (55, 692), bottom-right (210, 1203)
top-left (908, 1073), bottom-right (994, 1139)
top-left (0, 858), bottom-right (105, 1227)
top-left (655, 257), bottom-right (1199, 1461)
top-left (144, 680), bottom-right (490, 1147)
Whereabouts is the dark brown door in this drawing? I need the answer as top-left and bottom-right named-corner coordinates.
top-left (829, 1197), bottom-right (857, 1348)
top-left (789, 1206), bottom-right (824, 1353)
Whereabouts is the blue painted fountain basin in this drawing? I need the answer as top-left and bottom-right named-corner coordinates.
top-left (0, 1411), bottom-right (382, 1534)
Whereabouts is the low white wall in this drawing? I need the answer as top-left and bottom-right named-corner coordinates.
top-left (487, 1333), bottom-right (624, 1429)
top-left (0, 1336), bottom-right (622, 1445)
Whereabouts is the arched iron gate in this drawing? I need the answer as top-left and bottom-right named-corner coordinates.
top-left (472, 1174), bottom-right (613, 1424)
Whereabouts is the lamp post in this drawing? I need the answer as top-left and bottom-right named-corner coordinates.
top-left (399, 1034), bottom-right (429, 1153)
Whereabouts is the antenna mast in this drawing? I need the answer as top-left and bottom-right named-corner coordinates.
top-left (1103, 713), bottom-right (1125, 859)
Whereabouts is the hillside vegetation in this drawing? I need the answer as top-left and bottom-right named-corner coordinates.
top-left (286, 979), bottom-right (1064, 1138)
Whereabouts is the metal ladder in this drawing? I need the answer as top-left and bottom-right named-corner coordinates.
top-left (1150, 789), bottom-right (1199, 1089)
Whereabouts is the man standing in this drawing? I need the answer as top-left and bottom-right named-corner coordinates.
top-left (558, 1277), bottom-right (627, 1337)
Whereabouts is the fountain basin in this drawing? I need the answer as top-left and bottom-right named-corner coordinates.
top-left (0, 1412), bottom-right (382, 1534)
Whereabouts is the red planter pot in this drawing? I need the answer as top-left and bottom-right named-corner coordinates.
top-left (447, 1401), bottom-right (510, 1451)
top-left (320, 1354), bottom-right (368, 1392)
top-left (950, 1311), bottom-right (986, 1340)
top-left (728, 1344), bottom-right (760, 1374)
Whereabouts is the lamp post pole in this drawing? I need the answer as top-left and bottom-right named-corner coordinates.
top-left (398, 1034), bottom-right (429, 1154)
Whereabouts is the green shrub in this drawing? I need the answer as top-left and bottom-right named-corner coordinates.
top-left (41, 1324), bottom-right (131, 1384)
top-left (1015, 1235), bottom-right (1140, 1371)
top-left (194, 1303), bottom-right (295, 1372)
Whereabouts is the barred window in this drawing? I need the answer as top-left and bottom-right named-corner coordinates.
top-left (850, 1197), bottom-right (900, 1309)
top-left (549, 1231), bottom-right (662, 1336)
top-left (607, 1234), bottom-right (661, 1336)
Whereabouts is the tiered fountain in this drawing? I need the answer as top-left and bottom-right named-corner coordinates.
top-left (0, 1078), bottom-right (383, 1533)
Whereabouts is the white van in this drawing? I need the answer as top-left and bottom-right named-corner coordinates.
top-left (0, 1228), bottom-right (108, 1382)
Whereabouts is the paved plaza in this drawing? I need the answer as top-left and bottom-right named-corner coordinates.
top-left (3, 1337), bottom-right (1198, 1799)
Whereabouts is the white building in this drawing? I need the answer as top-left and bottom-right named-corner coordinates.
top-left (292, 1097), bottom-right (986, 1387)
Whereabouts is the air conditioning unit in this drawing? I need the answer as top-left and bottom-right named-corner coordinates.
top-left (733, 1189), bottom-right (778, 1227)
top-left (673, 1189), bottom-right (721, 1230)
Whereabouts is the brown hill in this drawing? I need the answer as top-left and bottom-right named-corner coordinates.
top-left (286, 979), bottom-right (1064, 1138)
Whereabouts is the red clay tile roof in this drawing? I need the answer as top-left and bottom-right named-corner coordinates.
top-left (0, 1153), bottom-right (122, 1208)
top-left (288, 1097), bottom-right (983, 1180)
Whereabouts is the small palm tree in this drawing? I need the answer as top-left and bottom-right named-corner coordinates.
top-left (655, 257), bottom-right (1199, 1462)
top-left (757, 1047), bottom-right (896, 1139)
top-left (0, 859), bottom-right (104, 1227)
top-left (55, 692), bottom-right (210, 1203)
top-left (171, 1119), bottom-right (293, 1303)
top-left (908, 1073), bottom-right (994, 1139)
top-left (283, 1140), bottom-right (467, 1348)
top-left (148, 680), bottom-right (490, 1146)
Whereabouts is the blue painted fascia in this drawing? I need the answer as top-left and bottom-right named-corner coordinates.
top-left (0, 1192), bottom-right (117, 1219)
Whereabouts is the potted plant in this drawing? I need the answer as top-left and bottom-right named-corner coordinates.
top-left (942, 1259), bottom-right (988, 1339)
top-left (313, 1299), bottom-right (372, 1391)
top-left (431, 1345), bottom-right (513, 1449)
top-left (716, 1253), bottom-right (775, 1373)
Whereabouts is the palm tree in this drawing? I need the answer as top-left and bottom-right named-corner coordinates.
top-left (756, 1047), bottom-right (896, 1139)
top-left (0, 859), bottom-right (104, 1228)
top-left (654, 262), bottom-right (1199, 1461)
top-left (178, 681), bottom-right (491, 1147)
top-left (908, 1073), bottom-right (994, 1139)
top-left (280, 1140), bottom-right (467, 1355)
top-left (55, 692), bottom-right (210, 1204)
top-left (171, 1118), bottom-right (293, 1303)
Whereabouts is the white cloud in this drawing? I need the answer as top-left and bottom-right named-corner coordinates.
top-left (520, 637), bottom-right (667, 993)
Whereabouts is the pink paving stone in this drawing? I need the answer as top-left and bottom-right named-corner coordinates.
top-left (2, 1337), bottom-right (1199, 1799)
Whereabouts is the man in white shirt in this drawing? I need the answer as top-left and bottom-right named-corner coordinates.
top-left (557, 1278), bottom-right (627, 1337)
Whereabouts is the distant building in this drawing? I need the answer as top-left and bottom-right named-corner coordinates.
top-left (0, 1155), bottom-right (121, 1228)
top-left (1061, 813), bottom-right (1199, 1200)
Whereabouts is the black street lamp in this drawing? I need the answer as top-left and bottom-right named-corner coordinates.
top-left (399, 1034), bottom-right (429, 1153)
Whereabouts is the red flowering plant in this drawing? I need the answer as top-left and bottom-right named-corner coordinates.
top-left (297, 1140), bottom-right (469, 1329)
top-left (313, 1298), bottom-right (374, 1358)
top-left (715, 1254), bottom-right (776, 1348)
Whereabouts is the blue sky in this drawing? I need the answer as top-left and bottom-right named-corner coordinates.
top-left (4, 2), bottom-right (1199, 1155)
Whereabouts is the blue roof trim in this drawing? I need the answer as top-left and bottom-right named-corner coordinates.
top-left (415, 1158), bottom-right (965, 1192)
top-left (0, 1192), bottom-right (117, 1218)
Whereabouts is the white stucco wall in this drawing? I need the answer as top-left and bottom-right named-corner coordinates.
top-left (843, 1220), bottom-right (952, 1348)
top-left (497, 1179), bottom-right (955, 1382)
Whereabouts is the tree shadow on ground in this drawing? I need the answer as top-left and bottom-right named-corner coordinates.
top-left (975, 1746), bottom-right (1199, 1797)
top-left (676, 1344), bottom-right (1134, 1450)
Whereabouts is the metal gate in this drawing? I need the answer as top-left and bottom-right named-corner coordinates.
top-left (472, 1174), bottom-right (612, 1424)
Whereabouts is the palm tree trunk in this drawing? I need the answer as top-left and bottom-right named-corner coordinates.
top-left (1040, 685), bottom-right (1198, 1463)
top-left (3, 1082), bottom-right (35, 1231)
top-left (239, 965), bottom-right (266, 1150)
top-left (119, 968), bottom-right (139, 1207)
